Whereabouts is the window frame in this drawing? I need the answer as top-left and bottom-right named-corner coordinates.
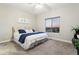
top-left (45, 16), bottom-right (60, 33)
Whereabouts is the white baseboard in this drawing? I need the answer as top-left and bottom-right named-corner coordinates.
top-left (0, 39), bottom-right (11, 44)
top-left (0, 37), bottom-right (72, 44)
top-left (48, 37), bottom-right (72, 44)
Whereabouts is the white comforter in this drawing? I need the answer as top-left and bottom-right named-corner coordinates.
top-left (13, 32), bottom-right (48, 50)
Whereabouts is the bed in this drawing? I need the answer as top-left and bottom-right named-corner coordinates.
top-left (12, 27), bottom-right (48, 50)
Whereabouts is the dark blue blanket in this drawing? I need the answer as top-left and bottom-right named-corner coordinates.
top-left (19, 32), bottom-right (44, 44)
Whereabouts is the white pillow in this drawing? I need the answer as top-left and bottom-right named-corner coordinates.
top-left (25, 29), bottom-right (33, 33)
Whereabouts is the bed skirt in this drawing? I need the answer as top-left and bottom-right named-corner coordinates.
top-left (28, 38), bottom-right (48, 49)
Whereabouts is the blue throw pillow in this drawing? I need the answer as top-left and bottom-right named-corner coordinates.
top-left (18, 29), bottom-right (26, 34)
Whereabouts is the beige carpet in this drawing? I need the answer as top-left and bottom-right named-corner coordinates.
top-left (0, 39), bottom-right (77, 55)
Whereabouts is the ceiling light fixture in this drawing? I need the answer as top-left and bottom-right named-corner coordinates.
top-left (35, 4), bottom-right (43, 9)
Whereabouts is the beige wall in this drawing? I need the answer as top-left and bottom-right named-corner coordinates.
top-left (0, 4), bottom-right (36, 42)
top-left (36, 5), bottom-right (79, 42)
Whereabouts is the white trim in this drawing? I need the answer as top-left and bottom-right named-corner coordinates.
top-left (48, 37), bottom-right (72, 44)
top-left (0, 39), bottom-right (11, 44)
top-left (0, 37), bottom-right (72, 44)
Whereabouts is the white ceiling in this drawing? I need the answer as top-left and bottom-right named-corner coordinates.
top-left (1, 3), bottom-right (79, 15)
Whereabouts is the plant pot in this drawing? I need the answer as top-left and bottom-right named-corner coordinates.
top-left (77, 49), bottom-right (79, 55)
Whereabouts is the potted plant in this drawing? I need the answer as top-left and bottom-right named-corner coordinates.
top-left (72, 26), bottom-right (79, 55)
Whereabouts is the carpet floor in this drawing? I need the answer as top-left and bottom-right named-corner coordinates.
top-left (0, 39), bottom-right (77, 55)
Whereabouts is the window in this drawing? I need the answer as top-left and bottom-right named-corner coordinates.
top-left (45, 16), bottom-right (60, 33)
